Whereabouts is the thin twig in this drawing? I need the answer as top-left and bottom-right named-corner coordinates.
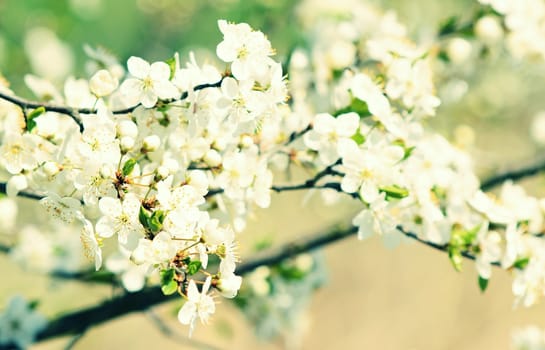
top-left (0, 182), bottom-right (46, 200)
top-left (0, 92), bottom-right (84, 131)
top-left (395, 225), bottom-right (501, 267)
top-left (63, 330), bottom-right (87, 350)
top-left (34, 219), bottom-right (498, 343)
top-left (34, 223), bottom-right (359, 342)
top-left (285, 124), bottom-right (312, 146)
top-left (0, 80), bottom-right (223, 132)
top-left (480, 158), bottom-right (545, 191)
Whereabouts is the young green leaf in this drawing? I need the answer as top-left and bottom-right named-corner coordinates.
top-left (122, 158), bottom-right (137, 176)
top-left (478, 276), bottom-right (489, 292)
top-left (187, 260), bottom-right (202, 275)
top-left (26, 106), bottom-right (46, 132)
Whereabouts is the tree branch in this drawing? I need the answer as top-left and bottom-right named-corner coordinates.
top-left (34, 217), bottom-right (497, 343)
top-left (0, 80), bottom-right (224, 132)
top-left (480, 158), bottom-right (545, 191)
top-left (0, 183), bottom-right (46, 200)
top-left (35, 223), bottom-right (359, 342)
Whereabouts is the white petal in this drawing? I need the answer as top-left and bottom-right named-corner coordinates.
top-left (99, 196), bottom-right (122, 216)
top-left (96, 216), bottom-right (115, 238)
top-left (216, 41), bottom-right (237, 62)
top-left (353, 210), bottom-right (375, 240)
top-left (149, 62), bottom-right (171, 81)
top-left (336, 112), bottom-right (359, 137)
top-left (221, 77), bottom-right (239, 99)
top-left (178, 302), bottom-right (197, 325)
top-left (127, 56), bottom-right (150, 79)
top-left (154, 81), bottom-right (180, 100)
top-left (141, 90), bottom-right (158, 108)
top-left (313, 113), bottom-right (335, 135)
top-left (120, 79), bottom-right (143, 106)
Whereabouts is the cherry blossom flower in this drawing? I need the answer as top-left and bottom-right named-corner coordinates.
top-left (177, 277), bottom-right (215, 336)
top-left (120, 56), bottom-right (179, 108)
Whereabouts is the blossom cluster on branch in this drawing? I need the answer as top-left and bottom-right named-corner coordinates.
top-left (1, 0), bottom-right (545, 348)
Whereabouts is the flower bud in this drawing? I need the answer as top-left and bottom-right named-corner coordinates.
top-left (446, 38), bottom-right (472, 64)
top-left (142, 135), bottom-right (160, 152)
top-left (475, 16), bottom-right (503, 44)
top-left (89, 69), bottom-right (119, 97)
top-left (294, 253), bottom-right (314, 272)
top-left (120, 136), bottom-right (135, 152)
top-left (204, 149), bottom-right (222, 167)
top-left (99, 165), bottom-right (113, 178)
top-left (213, 138), bottom-right (227, 151)
top-left (327, 41), bottom-right (356, 69)
top-left (156, 166), bottom-right (170, 179)
top-left (240, 135), bottom-right (254, 148)
top-left (117, 119), bottom-right (138, 138)
top-left (43, 161), bottom-right (60, 176)
top-left (216, 272), bottom-right (242, 298)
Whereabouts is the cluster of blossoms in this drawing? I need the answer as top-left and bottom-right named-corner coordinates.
top-left (0, 296), bottom-right (46, 349)
top-left (0, 19), bottom-right (289, 337)
top-left (3, 0), bottom-right (545, 345)
top-left (291, 0), bottom-right (545, 306)
top-left (234, 253), bottom-right (326, 345)
top-left (478, 0), bottom-right (545, 60)
top-left (511, 325), bottom-right (545, 350)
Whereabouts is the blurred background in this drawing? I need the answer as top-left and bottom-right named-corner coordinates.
top-left (2, 0), bottom-right (545, 349)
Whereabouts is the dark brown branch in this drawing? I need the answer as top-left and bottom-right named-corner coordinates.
top-left (0, 92), bottom-right (85, 131)
top-left (395, 225), bottom-right (500, 267)
top-left (0, 183), bottom-right (46, 201)
top-left (33, 219), bottom-right (499, 343)
top-left (480, 158), bottom-right (545, 191)
top-left (206, 160), bottom-right (346, 199)
top-left (34, 224), bottom-right (359, 342)
top-left (0, 80), bottom-right (224, 132)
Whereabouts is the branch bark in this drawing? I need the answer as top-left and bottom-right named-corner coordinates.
top-left (0, 79), bottom-right (223, 132)
top-left (34, 223), bottom-right (358, 342)
top-left (480, 158), bottom-right (545, 191)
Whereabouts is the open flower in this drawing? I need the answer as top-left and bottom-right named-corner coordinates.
top-left (89, 69), bottom-right (119, 97)
top-left (177, 277), bottom-right (216, 336)
top-left (120, 56), bottom-right (179, 108)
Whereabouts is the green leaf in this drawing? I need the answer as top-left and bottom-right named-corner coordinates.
top-left (334, 98), bottom-right (371, 118)
top-left (160, 268), bottom-right (177, 294)
top-left (513, 257), bottom-right (530, 270)
top-left (478, 276), bottom-right (489, 292)
top-left (439, 16), bottom-right (458, 36)
top-left (254, 236), bottom-right (273, 251)
top-left (160, 268), bottom-right (174, 283)
top-left (139, 206), bottom-right (150, 228)
top-left (392, 140), bottom-right (415, 161)
top-left (463, 224), bottom-right (481, 245)
top-left (165, 56), bottom-right (176, 80)
top-left (26, 106), bottom-right (46, 132)
top-left (187, 260), bottom-right (202, 275)
top-left (448, 246), bottom-right (463, 272)
top-left (148, 210), bottom-right (165, 233)
top-left (351, 129), bottom-right (366, 145)
top-left (28, 300), bottom-right (40, 310)
top-left (379, 185), bottom-right (409, 200)
top-left (277, 265), bottom-right (306, 280)
top-left (122, 159), bottom-right (137, 176)
top-left (161, 280), bottom-right (178, 295)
